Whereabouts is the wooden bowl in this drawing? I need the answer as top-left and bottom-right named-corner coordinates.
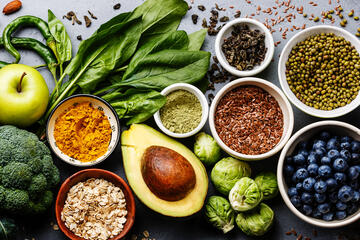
top-left (55, 169), bottom-right (135, 240)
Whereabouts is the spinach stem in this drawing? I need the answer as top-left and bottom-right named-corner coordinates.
top-left (32, 64), bottom-right (47, 68)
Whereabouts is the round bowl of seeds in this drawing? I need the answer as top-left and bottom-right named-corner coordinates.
top-left (209, 77), bottom-right (294, 161)
top-left (55, 169), bottom-right (135, 240)
top-left (278, 25), bottom-right (360, 118)
top-left (215, 18), bottom-right (275, 77)
top-left (153, 83), bottom-right (209, 138)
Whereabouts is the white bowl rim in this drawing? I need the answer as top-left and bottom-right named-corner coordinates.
top-left (46, 94), bottom-right (121, 167)
top-left (153, 83), bottom-right (209, 138)
top-left (278, 25), bottom-right (360, 118)
top-left (209, 77), bottom-right (294, 160)
top-left (277, 120), bottom-right (360, 228)
top-left (215, 18), bottom-right (275, 77)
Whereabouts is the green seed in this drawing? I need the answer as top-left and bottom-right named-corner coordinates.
top-left (303, 13), bottom-right (308, 18)
top-left (355, 16), bottom-right (359, 20)
top-left (349, 11), bottom-right (354, 17)
top-left (328, 15), bottom-right (332, 19)
top-left (339, 14), bottom-right (344, 19)
top-left (314, 17), bottom-right (320, 22)
top-left (356, 33), bottom-right (360, 37)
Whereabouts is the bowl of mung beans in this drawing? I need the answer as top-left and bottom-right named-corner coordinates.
top-left (278, 25), bottom-right (360, 118)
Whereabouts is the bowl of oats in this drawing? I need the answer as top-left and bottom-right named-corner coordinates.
top-left (55, 169), bottom-right (135, 240)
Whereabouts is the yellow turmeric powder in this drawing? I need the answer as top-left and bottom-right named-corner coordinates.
top-left (54, 102), bottom-right (112, 162)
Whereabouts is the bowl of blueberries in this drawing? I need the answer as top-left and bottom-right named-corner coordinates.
top-left (277, 120), bottom-right (360, 228)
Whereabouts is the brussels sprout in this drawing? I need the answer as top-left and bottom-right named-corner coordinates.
top-left (194, 132), bottom-right (221, 166)
top-left (211, 157), bottom-right (251, 196)
top-left (236, 203), bottom-right (274, 236)
top-left (229, 177), bottom-right (262, 212)
top-left (205, 196), bottom-right (235, 234)
top-left (255, 172), bottom-right (278, 200)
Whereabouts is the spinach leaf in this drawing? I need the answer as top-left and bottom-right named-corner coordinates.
top-left (102, 88), bottom-right (166, 125)
top-left (187, 28), bottom-right (207, 51)
top-left (111, 50), bottom-right (210, 90)
top-left (48, 9), bottom-right (72, 74)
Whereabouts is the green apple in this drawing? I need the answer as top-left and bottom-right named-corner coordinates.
top-left (0, 64), bottom-right (49, 127)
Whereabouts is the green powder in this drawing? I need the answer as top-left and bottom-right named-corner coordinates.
top-left (160, 90), bottom-right (202, 134)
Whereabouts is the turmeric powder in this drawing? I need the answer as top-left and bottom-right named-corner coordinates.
top-left (54, 102), bottom-right (112, 162)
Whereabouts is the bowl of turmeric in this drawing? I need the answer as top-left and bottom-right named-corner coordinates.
top-left (46, 94), bottom-right (120, 167)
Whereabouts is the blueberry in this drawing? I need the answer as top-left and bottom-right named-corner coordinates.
top-left (351, 153), bottom-right (360, 164)
top-left (307, 163), bottom-right (319, 176)
top-left (341, 136), bottom-right (353, 143)
top-left (326, 178), bottom-right (338, 192)
top-left (329, 192), bottom-right (338, 203)
top-left (317, 203), bottom-right (331, 214)
top-left (336, 201), bottom-right (347, 210)
top-left (350, 180), bottom-right (359, 190)
top-left (319, 131), bottom-right (331, 141)
top-left (298, 141), bottom-right (309, 150)
top-left (312, 209), bottom-right (322, 219)
top-left (298, 149), bottom-right (309, 158)
top-left (351, 140), bottom-right (360, 153)
top-left (307, 153), bottom-right (318, 164)
top-left (351, 191), bottom-right (360, 202)
top-left (346, 203), bottom-right (358, 215)
top-left (285, 156), bottom-right (293, 164)
top-left (347, 166), bottom-right (359, 180)
top-left (302, 204), bottom-right (313, 216)
top-left (314, 148), bottom-right (326, 159)
top-left (296, 183), bottom-right (303, 192)
top-left (327, 138), bottom-right (339, 150)
top-left (293, 154), bottom-right (306, 165)
top-left (303, 177), bottom-right (316, 192)
top-left (335, 211), bottom-right (347, 220)
top-left (284, 164), bottom-right (295, 177)
top-left (301, 192), bottom-right (313, 204)
top-left (338, 186), bottom-right (354, 203)
top-left (320, 156), bottom-right (331, 165)
top-left (292, 168), bottom-right (309, 182)
top-left (327, 149), bottom-right (340, 160)
top-left (340, 142), bottom-right (351, 150)
top-left (288, 187), bottom-right (298, 197)
top-left (322, 212), bottom-right (334, 221)
top-left (315, 193), bottom-right (327, 203)
top-left (334, 172), bottom-right (347, 184)
top-left (290, 195), bottom-right (302, 208)
top-left (333, 158), bottom-right (349, 172)
top-left (314, 180), bottom-right (327, 193)
top-left (318, 165), bottom-right (332, 178)
top-left (340, 150), bottom-right (351, 161)
top-left (313, 140), bottom-right (326, 150)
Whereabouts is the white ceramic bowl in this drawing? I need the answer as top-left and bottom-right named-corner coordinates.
top-left (215, 18), bottom-right (274, 77)
top-left (153, 83), bottom-right (209, 138)
top-left (277, 120), bottom-right (360, 228)
top-left (278, 25), bottom-right (360, 118)
top-left (209, 77), bottom-right (294, 161)
top-left (46, 94), bottom-right (120, 167)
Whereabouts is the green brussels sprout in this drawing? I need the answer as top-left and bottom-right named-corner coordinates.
top-left (236, 203), bottom-right (274, 236)
top-left (205, 196), bottom-right (235, 234)
top-left (211, 157), bottom-right (251, 196)
top-left (255, 172), bottom-right (278, 200)
top-left (194, 132), bottom-right (221, 166)
top-left (229, 177), bottom-right (262, 212)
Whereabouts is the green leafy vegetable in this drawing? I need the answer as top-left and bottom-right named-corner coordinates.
top-left (0, 217), bottom-right (17, 240)
top-left (187, 28), bottom-right (207, 51)
top-left (48, 9), bottom-right (72, 76)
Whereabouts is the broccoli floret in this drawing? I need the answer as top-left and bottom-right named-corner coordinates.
top-left (0, 125), bottom-right (60, 215)
top-left (0, 217), bottom-right (17, 240)
top-left (28, 174), bottom-right (48, 199)
top-left (4, 189), bottom-right (29, 213)
top-left (28, 191), bottom-right (53, 215)
top-left (1, 162), bottom-right (32, 189)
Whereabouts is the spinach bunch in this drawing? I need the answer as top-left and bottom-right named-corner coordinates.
top-left (43, 0), bottom-right (210, 126)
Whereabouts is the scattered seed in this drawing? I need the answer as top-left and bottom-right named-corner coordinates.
top-left (88, 10), bottom-right (97, 20)
top-left (354, 16), bottom-right (359, 20)
top-left (314, 16), bottom-right (320, 22)
top-left (234, 11), bottom-right (241, 18)
top-left (84, 15), bottom-right (91, 27)
top-left (202, 18), bottom-right (207, 28)
top-left (197, 5), bottom-right (205, 11)
top-left (113, 3), bottom-right (121, 10)
top-left (191, 14), bottom-right (198, 24)
top-left (220, 16), bottom-right (229, 22)
top-left (356, 33), bottom-right (360, 37)
top-left (52, 224), bottom-right (59, 231)
top-left (77, 35), bottom-right (82, 41)
top-left (303, 13), bottom-right (308, 17)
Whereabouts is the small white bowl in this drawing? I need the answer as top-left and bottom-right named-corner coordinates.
top-left (46, 94), bottom-right (120, 167)
top-left (277, 120), bottom-right (360, 228)
top-left (278, 25), bottom-right (360, 118)
top-left (209, 77), bottom-right (294, 161)
top-left (154, 83), bottom-right (209, 138)
top-left (215, 18), bottom-right (275, 77)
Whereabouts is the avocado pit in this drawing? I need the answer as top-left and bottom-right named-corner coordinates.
top-left (141, 145), bottom-right (196, 201)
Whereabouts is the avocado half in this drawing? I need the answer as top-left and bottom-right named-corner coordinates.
top-left (121, 124), bottom-right (208, 217)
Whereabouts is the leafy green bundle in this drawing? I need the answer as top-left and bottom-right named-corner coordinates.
top-left (42, 0), bottom-right (209, 127)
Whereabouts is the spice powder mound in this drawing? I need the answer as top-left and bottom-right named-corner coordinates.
top-left (54, 102), bottom-right (112, 162)
top-left (214, 86), bottom-right (283, 155)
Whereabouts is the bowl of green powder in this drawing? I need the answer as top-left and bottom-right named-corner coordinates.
top-left (154, 83), bottom-right (209, 138)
